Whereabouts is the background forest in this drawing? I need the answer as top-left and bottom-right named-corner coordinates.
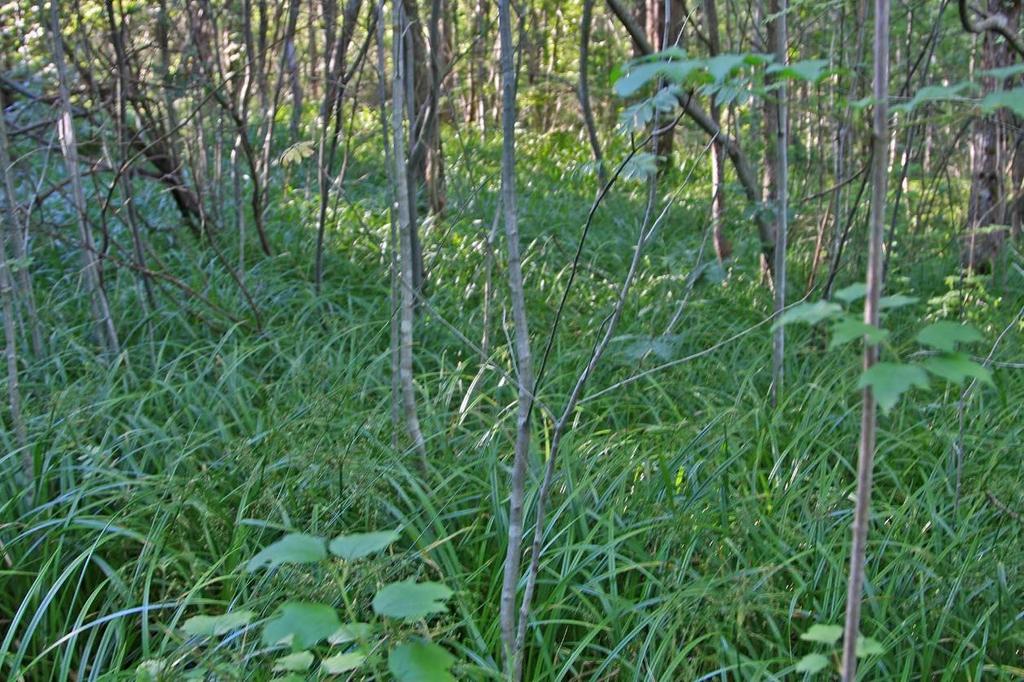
top-left (1, 0), bottom-right (1023, 679)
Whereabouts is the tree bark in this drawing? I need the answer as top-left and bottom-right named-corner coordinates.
top-left (497, 0), bottom-right (537, 673)
top-left (841, 0), bottom-right (889, 677)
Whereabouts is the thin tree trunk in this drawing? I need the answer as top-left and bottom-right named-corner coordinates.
top-left (50, 0), bottom-right (120, 356)
top-left (578, 0), bottom-right (607, 187)
top-left (497, 0), bottom-right (537, 671)
top-left (0, 100), bottom-right (28, 481)
top-left (769, 0), bottom-right (788, 406)
top-left (392, 0), bottom-right (428, 464)
top-left (0, 97), bottom-right (43, 358)
top-left (703, 0), bottom-right (731, 261)
top-left (841, 0), bottom-right (889, 677)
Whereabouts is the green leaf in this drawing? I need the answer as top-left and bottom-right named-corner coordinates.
top-left (273, 651), bottom-right (314, 672)
top-left (388, 640), bottom-right (456, 682)
top-left (372, 581), bottom-right (453, 621)
top-left (858, 362), bottom-right (930, 413)
top-left (878, 294), bottom-right (919, 310)
top-left (182, 610), bottom-right (254, 636)
top-left (794, 653), bottom-right (830, 674)
top-left (705, 54), bottom-right (747, 83)
top-left (829, 318), bottom-right (889, 349)
top-left (614, 60), bottom-right (701, 97)
top-left (980, 87), bottom-right (1024, 117)
top-left (921, 353), bottom-right (993, 386)
top-left (767, 58), bottom-right (830, 83)
top-left (915, 321), bottom-right (983, 352)
top-left (833, 283), bottom-right (867, 304)
top-left (262, 602), bottom-right (340, 649)
top-left (321, 651), bottom-right (367, 674)
top-left (329, 529), bottom-right (400, 561)
top-left (774, 300), bottom-right (843, 329)
top-left (856, 636), bottom-right (885, 658)
top-left (893, 83), bottom-right (975, 112)
top-left (247, 533), bottom-right (327, 572)
top-left (800, 624), bottom-right (844, 645)
top-left (328, 622), bottom-right (373, 645)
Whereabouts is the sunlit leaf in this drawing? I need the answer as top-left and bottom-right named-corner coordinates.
top-left (372, 581), bottom-right (452, 621)
top-left (182, 610), bottom-right (254, 636)
top-left (800, 624), bottom-right (843, 645)
top-left (321, 651), bottom-right (367, 674)
top-left (915, 321), bottom-right (983, 352)
top-left (388, 640), bottom-right (456, 682)
top-left (262, 602), bottom-right (340, 649)
top-left (329, 529), bottom-right (400, 561)
top-left (980, 87), bottom-right (1024, 116)
top-left (856, 636), bottom-right (885, 658)
top-left (921, 353), bottom-right (992, 385)
top-left (767, 58), bottom-right (830, 83)
top-left (893, 83), bottom-right (975, 112)
top-left (247, 533), bottom-right (327, 572)
top-left (705, 54), bottom-right (747, 83)
top-left (614, 60), bottom-right (702, 97)
top-left (794, 653), bottom-right (830, 673)
top-left (273, 651), bottom-right (314, 672)
top-left (328, 622), bottom-right (373, 645)
top-left (774, 300), bottom-right (843, 328)
top-left (878, 294), bottom-right (918, 310)
top-left (858, 362), bottom-right (930, 413)
top-left (829, 318), bottom-right (889, 349)
top-left (833, 283), bottom-right (867, 304)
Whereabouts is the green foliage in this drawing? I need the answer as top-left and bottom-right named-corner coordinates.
top-left (915, 321), bottom-right (983, 352)
top-left (372, 581), bottom-right (454, 621)
top-left (328, 529), bottom-right (400, 561)
top-left (795, 653), bottom-right (830, 673)
top-left (182, 610), bottom-right (254, 636)
top-left (921, 353), bottom-right (993, 385)
top-left (246, 532), bottom-right (327, 571)
top-left (828, 319), bottom-right (889, 349)
top-left (388, 640), bottom-right (457, 682)
top-left (262, 602), bottom-right (341, 649)
top-left (774, 300), bottom-right (843, 327)
top-left (273, 650), bottom-right (315, 672)
top-left (799, 624), bottom-right (844, 645)
top-left (321, 651), bottom-right (367, 674)
top-left (858, 363), bottom-right (930, 413)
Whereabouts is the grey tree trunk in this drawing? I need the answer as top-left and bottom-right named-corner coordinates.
top-left (841, 0), bottom-right (889, 677)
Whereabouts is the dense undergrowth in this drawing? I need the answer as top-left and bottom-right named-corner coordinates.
top-left (1, 131), bottom-right (1023, 680)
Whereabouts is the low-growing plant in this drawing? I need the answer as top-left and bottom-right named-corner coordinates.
top-left (142, 530), bottom-right (460, 681)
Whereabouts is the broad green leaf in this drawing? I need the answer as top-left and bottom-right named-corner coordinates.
top-left (767, 58), bottom-right (830, 83)
top-left (388, 640), bottom-right (456, 682)
top-left (893, 83), bottom-right (974, 112)
top-left (858, 362), bottom-right (930, 413)
top-left (794, 653), bottom-right (830, 673)
top-left (921, 353), bottom-right (993, 385)
top-left (321, 651), bottom-right (367, 674)
top-left (833, 283), bottom-right (867, 304)
top-left (800, 624), bottom-right (844, 645)
top-left (182, 610), bottom-right (254, 636)
top-left (879, 294), bottom-right (919, 310)
top-left (614, 60), bottom-right (702, 97)
top-left (915, 321), bottom-right (983, 352)
top-left (618, 101), bottom-right (655, 132)
top-left (982, 64), bottom-right (1024, 80)
top-left (622, 152), bottom-right (661, 180)
top-left (328, 622), bottom-right (373, 645)
top-left (829, 318), bottom-right (889, 349)
top-left (651, 86), bottom-right (680, 112)
top-left (135, 660), bottom-right (167, 681)
top-left (856, 636), bottom-right (885, 658)
top-left (247, 533), bottom-right (327, 572)
top-left (262, 602), bottom-right (340, 649)
top-left (980, 87), bottom-right (1024, 117)
top-left (705, 54), bottom-right (747, 83)
top-left (372, 581), bottom-right (453, 621)
top-left (774, 300), bottom-right (843, 328)
top-left (273, 651), bottom-right (314, 672)
top-left (329, 529), bottom-right (400, 561)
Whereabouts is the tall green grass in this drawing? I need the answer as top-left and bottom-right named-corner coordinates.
top-left (1, 133), bottom-right (1022, 680)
